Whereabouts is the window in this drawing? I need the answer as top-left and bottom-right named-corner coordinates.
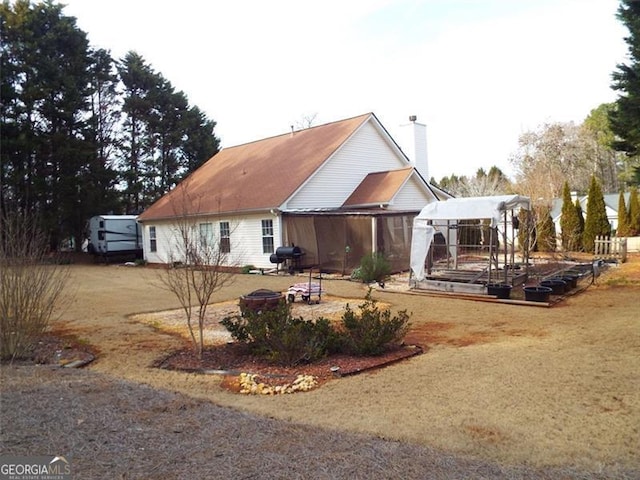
top-left (261, 219), bottom-right (274, 254)
top-left (149, 226), bottom-right (157, 253)
top-left (219, 221), bottom-right (231, 253)
top-left (199, 223), bottom-right (213, 247)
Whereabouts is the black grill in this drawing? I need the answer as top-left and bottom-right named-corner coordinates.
top-left (270, 245), bottom-right (304, 273)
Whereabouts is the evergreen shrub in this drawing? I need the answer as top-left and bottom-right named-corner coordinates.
top-left (221, 301), bottom-right (338, 366)
top-left (356, 253), bottom-right (391, 285)
top-left (338, 290), bottom-right (410, 356)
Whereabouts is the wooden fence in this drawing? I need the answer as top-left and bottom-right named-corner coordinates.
top-left (594, 236), bottom-right (627, 262)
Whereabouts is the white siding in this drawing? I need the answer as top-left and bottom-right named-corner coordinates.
top-left (143, 222), bottom-right (171, 264)
top-left (142, 213), bottom-right (283, 269)
top-left (231, 213), bottom-right (283, 269)
top-left (388, 175), bottom-right (435, 211)
top-left (285, 120), bottom-right (408, 209)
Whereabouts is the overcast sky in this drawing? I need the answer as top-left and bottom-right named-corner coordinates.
top-left (62, 0), bottom-right (628, 181)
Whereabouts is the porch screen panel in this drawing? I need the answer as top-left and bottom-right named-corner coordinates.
top-left (314, 217), bottom-right (346, 272)
top-left (284, 216), bottom-right (318, 267)
top-left (345, 217), bottom-right (372, 271)
top-left (379, 215), bottom-right (413, 272)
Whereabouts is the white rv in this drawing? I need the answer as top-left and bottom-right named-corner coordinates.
top-left (87, 215), bottom-right (142, 259)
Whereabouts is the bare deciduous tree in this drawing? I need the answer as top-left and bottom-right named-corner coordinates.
top-left (0, 209), bottom-right (70, 360)
top-left (157, 185), bottom-right (234, 359)
top-left (510, 119), bottom-right (623, 204)
top-left (294, 112), bottom-right (318, 130)
top-left (447, 167), bottom-right (512, 197)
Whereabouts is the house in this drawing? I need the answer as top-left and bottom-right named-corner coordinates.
top-left (551, 192), bottom-right (631, 235)
top-left (137, 113), bottom-right (450, 273)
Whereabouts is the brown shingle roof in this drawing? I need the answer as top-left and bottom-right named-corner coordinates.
top-left (138, 113), bottom-right (372, 222)
top-left (342, 167), bottom-right (414, 208)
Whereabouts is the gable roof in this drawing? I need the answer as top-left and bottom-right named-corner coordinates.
top-left (342, 167), bottom-right (414, 208)
top-left (138, 113), bottom-right (373, 222)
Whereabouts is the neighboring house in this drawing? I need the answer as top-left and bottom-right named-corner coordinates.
top-left (137, 113), bottom-right (450, 273)
top-left (551, 192), bottom-right (631, 235)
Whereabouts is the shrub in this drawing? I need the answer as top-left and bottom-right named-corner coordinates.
top-left (241, 264), bottom-right (257, 274)
top-left (536, 206), bottom-right (557, 252)
top-left (1, 210), bottom-right (70, 360)
top-left (221, 291), bottom-right (412, 365)
top-left (583, 175), bottom-right (611, 252)
top-left (357, 253), bottom-right (391, 284)
top-left (221, 301), bottom-right (336, 366)
top-left (350, 266), bottom-right (363, 281)
top-left (339, 290), bottom-right (410, 356)
top-left (560, 181), bottom-right (582, 251)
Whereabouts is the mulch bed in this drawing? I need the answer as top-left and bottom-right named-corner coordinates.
top-left (7, 333), bottom-right (96, 368)
top-left (15, 332), bottom-right (423, 394)
top-left (155, 342), bottom-right (424, 390)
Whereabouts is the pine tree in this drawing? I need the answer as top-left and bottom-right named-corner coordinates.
top-left (1, 2), bottom-right (220, 246)
top-left (574, 199), bottom-right (585, 251)
top-left (616, 190), bottom-right (629, 237)
top-left (536, 206), bottom-right (557, 252)
top-left (583, 176), bottom-right (612, 252)
top-left (559, 181), bottom-right (581, 251)
top-left (118, 51), bottom-right (220, 212)
top-left (1, 0), bottom-right (94, 248)
top-left (629, 186), bottom-right (640, 235)
top-left (118, 51), bottom-right (158, 213)
top-left (610, 1), bottom-right (640, 157)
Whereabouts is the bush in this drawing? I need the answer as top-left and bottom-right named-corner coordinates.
top-left (1, 210), bottom-right (70, 360)
top-left (356, 253), bottom-right (391, 284)
top-left (241, 264), bottom-right (257, 274)
top-left (221, 291), bottom-right (412, 365)
top-left (338, 290), bottom-right (410, 356)
top-left (536, 206), bottom-right (557, 252)
top-left (221, 301), bottom-right (337, 366)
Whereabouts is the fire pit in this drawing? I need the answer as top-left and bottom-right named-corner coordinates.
top-left (239, 289), bottom-right (285, 315)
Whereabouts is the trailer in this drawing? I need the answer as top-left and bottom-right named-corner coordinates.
top-left (87, 215), bottom-right (142, 260)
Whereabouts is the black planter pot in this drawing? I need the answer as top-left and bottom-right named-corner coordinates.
top-left (487, 283), bottom-right (512, 299)
top-left (539, 279), bottom-right (567, 295)
top-left (523, 286), bottom-right (553, 302)
top-left (547, 276), bottom-right (573, 292)
top-left (560, 275), bottom-right (578, 289)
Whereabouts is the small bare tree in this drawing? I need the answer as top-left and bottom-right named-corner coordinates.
top-left (0, 209), bottom-right (70, 360)
top-left (294, 112), bottom-right (318, 130)
top-left (158, 185), bottom-right (234, 359)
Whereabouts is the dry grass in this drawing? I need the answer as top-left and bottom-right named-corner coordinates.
top-left (2, 255), bottom-right (640, 478)
top-left (4, 366), bottom-right (613, 480)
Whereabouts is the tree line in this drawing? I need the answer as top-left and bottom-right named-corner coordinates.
top-left (1, 1), bottom-right (220, 250)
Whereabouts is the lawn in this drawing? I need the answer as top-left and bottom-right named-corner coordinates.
top-left (1, 254), bottom-right (639, 478)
